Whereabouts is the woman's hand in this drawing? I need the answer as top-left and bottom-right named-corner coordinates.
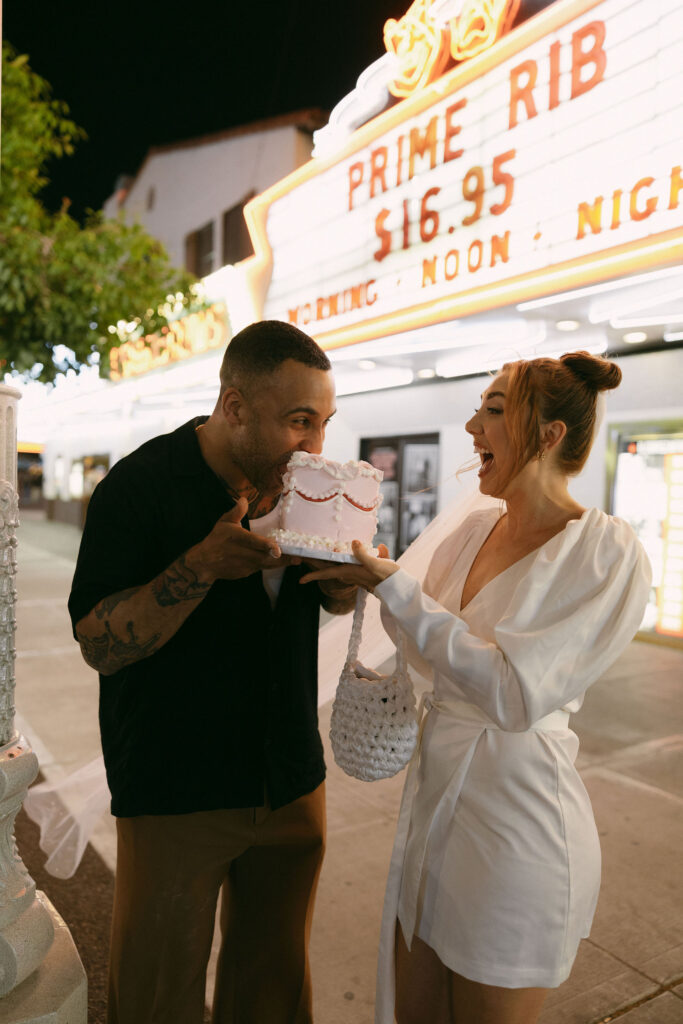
top-left (299, 541), bottom-right (399, 593)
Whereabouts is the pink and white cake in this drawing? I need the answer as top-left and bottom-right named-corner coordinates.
top-left (253, 452), bottom-right (383, 561)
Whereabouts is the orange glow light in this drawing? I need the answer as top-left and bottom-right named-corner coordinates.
top-left (384, 0), bottom-right (452, 98)
top-left (384, 0), bottom-right (522, 98)
top-left (109, 304), bottom-right (229, 381)
top-left (451, 0), bottom-right (521, 61)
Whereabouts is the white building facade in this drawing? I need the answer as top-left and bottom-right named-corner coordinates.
top-left (102, 110), bottom-right (327, 275)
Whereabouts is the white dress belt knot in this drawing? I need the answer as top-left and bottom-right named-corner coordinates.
top-left (419, 692), bottom-right (571, 733)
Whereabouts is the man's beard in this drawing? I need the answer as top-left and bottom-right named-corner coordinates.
top-left (235, 435), bottom-right (292, 496)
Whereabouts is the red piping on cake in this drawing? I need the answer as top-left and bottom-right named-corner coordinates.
top-left (343, 493), bottom-right (377, 512)
top-left (292, 490), bottom-right (335, 503)
top-left (292, 489), bottom-right (377, 512)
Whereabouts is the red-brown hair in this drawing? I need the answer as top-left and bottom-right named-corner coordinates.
top-left (500, 350), bottom-right (621, 485)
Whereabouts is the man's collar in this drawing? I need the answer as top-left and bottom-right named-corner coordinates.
top-left (170, 416), bottom-right (211, 478)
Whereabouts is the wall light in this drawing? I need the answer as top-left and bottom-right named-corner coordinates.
top-left (663, 330), bottom-right (683, 343)
top-left (555, 320), bottom-right (580, 331)
top-left (417, 368), bottom-right (437, 379)
top-left (358, 359), bottom-right (376, 370)
top-left (623, 331), bottom-right (648, 344)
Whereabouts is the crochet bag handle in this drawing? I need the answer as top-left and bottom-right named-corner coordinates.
top-left (345, 587), bottom-right (407, 676)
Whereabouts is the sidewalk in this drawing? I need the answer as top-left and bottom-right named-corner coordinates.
top-left (12, 510), bottom-right (683, 1024)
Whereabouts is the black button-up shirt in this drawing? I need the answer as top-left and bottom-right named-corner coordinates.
top-left (69, 417), bottom-right (325, 817)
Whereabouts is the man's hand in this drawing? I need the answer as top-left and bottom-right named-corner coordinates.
top-left (187, 499), bottom-right (291, 583)
top-left (299, 542), bottom-right (398, 595)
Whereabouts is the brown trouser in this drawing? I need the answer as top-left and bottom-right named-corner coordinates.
top-left (107, 783), bottom-right (326, 1024)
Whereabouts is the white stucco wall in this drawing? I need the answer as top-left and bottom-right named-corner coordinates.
top-left (103, 125), bottom-right (314, 269)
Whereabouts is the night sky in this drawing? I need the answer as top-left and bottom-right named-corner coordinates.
top-left (5, 1), bottom-right (555, 222)
top-left (4, 0), bottom-right (406, 219)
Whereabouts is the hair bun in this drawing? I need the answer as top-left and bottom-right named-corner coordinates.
top-left (560, 351), bottom-right (621, 392)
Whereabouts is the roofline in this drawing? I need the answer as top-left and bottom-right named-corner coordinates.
top-left (111, 108), bottom-right (329, 207)
top-left (148, 108), bottom-right (329, 157)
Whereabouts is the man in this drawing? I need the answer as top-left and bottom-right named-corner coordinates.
top-left (69, 321), bottom-right (356, 1024)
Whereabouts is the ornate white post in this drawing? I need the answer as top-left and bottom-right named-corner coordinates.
top-left (0, 384), bottom-right (86, 1020)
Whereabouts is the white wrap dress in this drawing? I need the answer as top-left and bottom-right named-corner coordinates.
top-left (372, 507), bottom-right (651, 1022)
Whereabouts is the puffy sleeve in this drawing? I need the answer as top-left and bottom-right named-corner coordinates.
top-left (379, 510), bottom-right (495, 682)
top-left (374, 509), bottom-right (652, 731)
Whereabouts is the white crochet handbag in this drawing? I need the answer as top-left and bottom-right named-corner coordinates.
top-left (330, 588), bottom-right (419, 781)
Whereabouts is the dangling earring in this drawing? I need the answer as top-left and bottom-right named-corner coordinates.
top-left (537, 449), bottom-right (546, 461)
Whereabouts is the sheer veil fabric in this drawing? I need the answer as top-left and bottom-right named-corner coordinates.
top-left (24, 480), bottom-right (496, 878)
top-left (23, 755), bottom-right (109, 878)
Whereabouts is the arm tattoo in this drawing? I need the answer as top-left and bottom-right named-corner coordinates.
top-left (77, 630), bottom-right (111, 666)
top-left (78, 552), bottom-right (211, 672)
top-left (107, 620), bottom-right (162, 665)
top-left (95, 587), bottom-right (140, 619)
top-left (152, 554), bottom-right (212, 606)
top-left (77, 620), bottom-right (162, 672)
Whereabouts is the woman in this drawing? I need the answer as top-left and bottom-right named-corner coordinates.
top-left (302, 351), bottom-right (651, 1024)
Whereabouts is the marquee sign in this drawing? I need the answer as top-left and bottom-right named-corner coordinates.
top-left (109, 303), bottom-right (229, 380)
top-left (243, 0), bottom-right (683, 350)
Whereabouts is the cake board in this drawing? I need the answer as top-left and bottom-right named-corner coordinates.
top-left (278, 543), bottom-right (363, 564)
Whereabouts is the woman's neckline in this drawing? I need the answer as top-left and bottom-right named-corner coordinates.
top-left (459, 506), bottom-right (590, 613)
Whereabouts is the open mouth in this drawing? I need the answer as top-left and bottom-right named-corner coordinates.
top-left (476, 449), bottom-right (495, 477)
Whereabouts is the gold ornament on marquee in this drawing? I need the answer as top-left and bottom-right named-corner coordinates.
top-left (385, 0), bottom-right (521, 97)
top-left (384, 0), bottom-right (452, 98)
top-left (451, 0), bottom-right (521, 60)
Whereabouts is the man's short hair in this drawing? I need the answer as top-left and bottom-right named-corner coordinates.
top-left (219, 320), bottom-right (331, 395)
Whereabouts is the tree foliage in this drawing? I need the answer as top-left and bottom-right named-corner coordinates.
top-left (0, 42), bottom-right (198, 382)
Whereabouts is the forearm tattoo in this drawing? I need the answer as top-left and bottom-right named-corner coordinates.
top-left (80, 554), bottom-right (211, 672)
top-left (78, 620), bottom-right (162, 673)
top-left (95, 587), bottom-right (140, 619)
top-left (152, 554), bottom-right (212, 606)
top-left (77, 630), bottom-right (110, 666)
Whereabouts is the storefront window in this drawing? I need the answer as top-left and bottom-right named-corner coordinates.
top-left (360, 434), bottom-right (439, 558)
top-left (17, 452), bottom-right (44, 508)
top-left (609, 423), bottom-right (683, 646)
top-left (69, 455), bottom-right (110, 501)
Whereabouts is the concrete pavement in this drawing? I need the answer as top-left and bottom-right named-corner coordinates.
top-left (12, 509), bottom-right (683, 1023)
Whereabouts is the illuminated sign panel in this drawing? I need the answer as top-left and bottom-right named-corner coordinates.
top-left (109, 304), bottom-right (229, 380)
top-left (245, 0), bottom-right (683, 350)
top-left (658, 453), bottom-right (683, 638)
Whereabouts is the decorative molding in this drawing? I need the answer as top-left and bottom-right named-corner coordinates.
top-left (0, 738), bottom-right (39, 928)
top-left (0, 482), bottom-right (18, 750)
